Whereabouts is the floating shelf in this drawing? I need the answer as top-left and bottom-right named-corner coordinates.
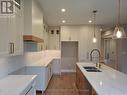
top-left (23, 35), bottom-right (44, 43)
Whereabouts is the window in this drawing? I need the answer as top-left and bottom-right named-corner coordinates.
top-left (51, 30), bottom-right (54, 34)
top-left (56, 30), bottom-right (60, 34)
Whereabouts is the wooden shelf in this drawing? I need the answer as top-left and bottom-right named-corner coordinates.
top-left (23, 35), bottom-right (44, 43)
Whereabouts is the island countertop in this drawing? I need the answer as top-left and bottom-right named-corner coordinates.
top-left (76, 62), bottom-right (127, 95)
top-left (0, 75), bottom-right (36, 95)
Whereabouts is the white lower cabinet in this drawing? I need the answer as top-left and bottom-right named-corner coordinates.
top-left (46, 62), bottom-right (53, 85)
top-left (26, 62), bottom-right (53, 93)
top-left (10, 59), bottom-right (61, 94)
top-left (21, 80), bottom-right (36, 95)
top-left (52, 59), bottom-right (61, 75)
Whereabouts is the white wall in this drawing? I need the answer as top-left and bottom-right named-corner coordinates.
top-left (61, 25), bottom-right (101, 62)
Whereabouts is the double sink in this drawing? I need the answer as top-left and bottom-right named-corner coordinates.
top-left (84, 66), bottom-right (102, 72)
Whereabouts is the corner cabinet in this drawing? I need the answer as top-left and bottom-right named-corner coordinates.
top-left (0, 1), bottom-right (23, 56)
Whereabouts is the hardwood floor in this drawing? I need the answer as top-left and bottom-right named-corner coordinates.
top-left (37, 73), bottom-right (79, 95)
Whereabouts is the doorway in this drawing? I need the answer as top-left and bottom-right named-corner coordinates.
top-left (61, 41), bottom-right (78, 72)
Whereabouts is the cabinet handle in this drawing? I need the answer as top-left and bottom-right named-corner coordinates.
top-left (12, 43), bottom-right (14, 54)
top-left (9, 43), bottom-right (13, 54)
top-left (9, 43), bottom-right (14, 54)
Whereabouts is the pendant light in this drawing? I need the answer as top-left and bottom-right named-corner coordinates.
top-left (92, 10), bottom-right (97, 43)
top-left (113, 0), bottom-right (127, 39)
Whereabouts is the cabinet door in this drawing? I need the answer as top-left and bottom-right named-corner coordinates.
top-left (48, 63), bottom-right (52, 81)
top-left (61, 30), bottom-right (70, 41)
top-left (8, 2), bottom-right (23, 55)
top-left (14, 12), bottom-right (23, 55)
top-left (52, 59), bottom-right (61, 75)
top-left (69, 31), bottom-right (78, 41)
top-left (0, 1), bottom-right (23, 56)
top-left (0, 17), bottom-right (9, 56)
top-left (61, 26), bottom-right (78, 41)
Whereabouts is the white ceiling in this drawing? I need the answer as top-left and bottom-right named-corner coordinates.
top-left (37, 0), bottom-right (127, 26)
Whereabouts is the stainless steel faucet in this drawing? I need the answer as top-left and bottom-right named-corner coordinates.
top-left (90, 49), bottom-right (101, 68)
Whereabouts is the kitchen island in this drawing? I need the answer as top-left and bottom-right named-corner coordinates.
top-left (76, 62), bottom-right (127, 95)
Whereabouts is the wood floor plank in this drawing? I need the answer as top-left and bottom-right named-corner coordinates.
top-left (37, 73), bottom-right (79, 95)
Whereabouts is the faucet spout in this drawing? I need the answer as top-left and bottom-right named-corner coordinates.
top-left (90, 49), bottom-right (101, 62)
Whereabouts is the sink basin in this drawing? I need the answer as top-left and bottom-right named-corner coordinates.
top-left (85, 69), bottom-right (102, 72)
top-left (83, 66), bottom-right (97, 70)
top-left (83, 66), bottom-right (102, 72)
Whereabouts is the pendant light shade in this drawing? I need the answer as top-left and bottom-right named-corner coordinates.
top-left (92, 10), bottom-right (97, 43)
top-left (113, 0), bottom-right (127, 39)
top-left (112, 25), bottom-right (126, 39)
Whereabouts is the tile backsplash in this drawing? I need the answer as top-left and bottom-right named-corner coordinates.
top-left (0, 50), bottom-right (61, 79)
top-left (0, 55), bottom-right (25, 79)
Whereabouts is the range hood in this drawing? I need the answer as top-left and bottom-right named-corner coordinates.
top-left (23, 35), bottom-right (44, 43)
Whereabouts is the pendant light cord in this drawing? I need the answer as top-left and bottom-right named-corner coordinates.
top-left (118, 0), bottom-right (120, 26)
top-left (93, 10), bottom-right (97, 37)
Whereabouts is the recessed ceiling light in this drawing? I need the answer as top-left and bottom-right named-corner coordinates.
top-left (62, 20), bottom-right (66, 23)
top-left (61, 8), bottom-right (66, 12)
top-left (88, 20), bottom-right (92, 23)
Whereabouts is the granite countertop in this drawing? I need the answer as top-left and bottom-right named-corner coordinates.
top-left (77, 62), bottom-right (127, 95)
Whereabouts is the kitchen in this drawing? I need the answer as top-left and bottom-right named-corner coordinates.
top-left (0, 0), bottom-right (127, 95)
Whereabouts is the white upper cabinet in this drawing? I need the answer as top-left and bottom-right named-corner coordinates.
top-left (24, 0), bottom-right (44, 41)
top-left (23, 0), bottom-right (45, 52)
top-left (0, 0), bottom-right (23, 56)
top-left (48, 27), bottom-right (60, 50)
top-left (61, 26), bottom-right (79, 41)
top-left (0, 18), bottom-right (9, 56)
